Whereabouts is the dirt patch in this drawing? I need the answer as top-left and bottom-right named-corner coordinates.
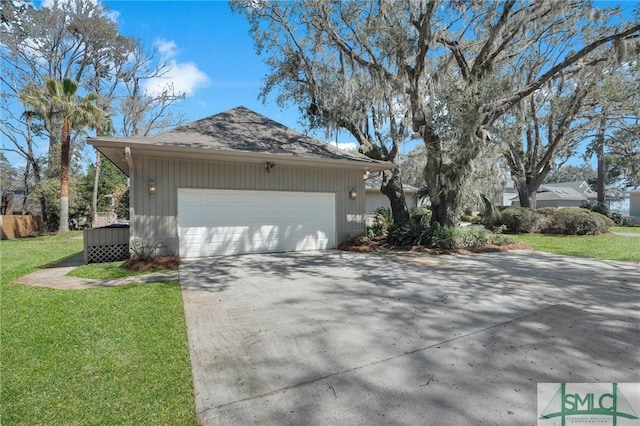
top-left (121, 255), bottom-right (181, 271)
top-left (338, 235), bottom-right (529, 255)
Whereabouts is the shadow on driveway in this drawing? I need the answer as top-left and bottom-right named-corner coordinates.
top-left (180, 250), bottom-right (640, 425)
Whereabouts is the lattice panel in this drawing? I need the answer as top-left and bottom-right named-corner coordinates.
top-left (87, 244), bottom-right (129, 264)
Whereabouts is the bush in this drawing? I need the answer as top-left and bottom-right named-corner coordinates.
top-left (536, 207), bottom-right (557, 217)
top-left (623, 216), bottom-right (640, 226)
top-left (581, 202), bottom-right (610, 217)
top-left (539, 208), bottom-right (611, 235)
top-left (489, 233), bottom-right (517, 246)
top-left (436, 226), bottom-right (490, 250)
top-left (460, 214), bottom-right (482, 224)
top-left (130, 239), bottom-right (162, 261)
top-left (409, 207), bottom-right (432, 225)
top-left (589, 211), bottom-right (614, 233)
top-left (369, 207), bottom-right (393, 236)
top-left (610, 212), bottom-right (623, 225)
top-left (495, 207), bottom-right (542, 234)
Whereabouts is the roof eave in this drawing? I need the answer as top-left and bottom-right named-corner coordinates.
top-left (88, 138), bottom-right (395, 172)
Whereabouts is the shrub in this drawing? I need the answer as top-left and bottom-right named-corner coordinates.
top-left (460, 214), bottom-right (482, 224)
top-left (589, 211), bottom-right (614, 233)
top-left (582, 201), bottom-right (610, 217)
top-left (480, 194), bottom-right (501, 227)
top-left (539, 208), bottom-right (608, 235)
top-left (489, 233), bottom-right (517, 246)
top-left (610, 212), bottom-right (623, 225)
top-left (623, 216), bottom-right (640, 226)
top-left (130, 239), bottom-right (162, 261)
top-left (369, 207), bottom-right (393, 236)
top-left (387, 220), bottom-right (431, 246)
top-left (536, 207), bottom-right (557, 217)
top-left (495, 207), bottom-right (542, 234)
top-left (436, 227), bottom-right (490, 250)
top-left (409, 207), bottom-right (432, 225)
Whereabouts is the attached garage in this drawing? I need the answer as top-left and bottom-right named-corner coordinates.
top-left (89, 106), bottom-right (393, 258)
top-left (177, 189), bottom-right (335, 257)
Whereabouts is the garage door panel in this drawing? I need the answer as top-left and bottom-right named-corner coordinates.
top-left (177, 189), bottom-right (335, 258)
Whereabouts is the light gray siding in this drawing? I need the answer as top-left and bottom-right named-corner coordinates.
top-left (130, 155), bottom-right (365, 255)
top-left (536, 199), bottom-right (586, 209)
top-left (365, 191), bottom-right (417, 214)
top-left (83, 227), bottom-right (130, 263)
top-left (630, 192), bottom-right (640, 217)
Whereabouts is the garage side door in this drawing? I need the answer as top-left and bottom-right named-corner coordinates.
top-left (177, 189), bottom-right (335, 258)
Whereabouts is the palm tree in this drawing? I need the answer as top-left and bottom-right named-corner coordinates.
top-left (20, 78), bottom-right (105, 232)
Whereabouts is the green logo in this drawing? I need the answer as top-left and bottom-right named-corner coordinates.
top-left (539, 383), bottom-right (639, 426)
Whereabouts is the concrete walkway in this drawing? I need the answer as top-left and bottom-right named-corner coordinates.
top-left (613, 231), bottom-right (640, 237)
top-left (13, 254), bottom-right (179, 290)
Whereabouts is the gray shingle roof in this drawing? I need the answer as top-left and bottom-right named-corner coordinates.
top-left (536, 185), bottom-right (590, 201)
top-left (365, 172), bottom-right (418, 192)
top-left (93, 106), bottom-right (386, 166)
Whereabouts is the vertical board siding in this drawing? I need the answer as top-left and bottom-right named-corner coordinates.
top-left (629, 193), bottom-right (640, 217)
top-left (133, 156), bottom-right (367, 255)
top-left (83, 227), bottom-right (130, 264)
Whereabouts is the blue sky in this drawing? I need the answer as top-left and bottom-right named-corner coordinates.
top-left (102, 1), bottom-right (325, 144)
top-left (17, 0), bottom-right (640, 164)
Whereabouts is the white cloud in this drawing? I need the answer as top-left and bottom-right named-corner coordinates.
top-left (335, 142), bottom-right (359, 152)
top-left (154, 38), bottom-right (178, 59)
top-left (144, 61), bottom-right (209, 97)
top-left (143, 38), bottom-right (209, 98)
top-left (41, 0), bottom-right (119, 22)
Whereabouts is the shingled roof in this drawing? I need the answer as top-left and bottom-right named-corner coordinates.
top-left (90, 106), bottom-right (391, 170)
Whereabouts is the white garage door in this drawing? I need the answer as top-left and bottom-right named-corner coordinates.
top-left (177, 188), bottom-right (336, 258)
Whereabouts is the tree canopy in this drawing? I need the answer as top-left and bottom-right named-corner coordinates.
top-left (234, 0), bottom-right (640, 226)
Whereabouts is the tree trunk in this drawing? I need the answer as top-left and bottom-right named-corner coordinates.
top-left (58, 119), bottom-right (71, 233)
top-left (515, 182), bottom-right (535, 208)
top-left (92, 150), bottom-right (101, 226)
top-left (380, 169), bottom-right (410, 225)
top-left (21, 162), bottom-right (30, 215)
top-left (424, 161), bottom-right (464, 228)
top-left (596, 118), bottom-right (606, 204)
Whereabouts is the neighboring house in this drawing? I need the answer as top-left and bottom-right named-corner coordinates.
top-left (501, 181), bottom-right (516, 207)
top-left (89, 106), bottom-right (393, 258)
top-left (365, 172), bottom-right (418, 217)
top-left (629, 190), bottom-right (640, 217)
top-left (4, 189), bottom-right (41, 215)
top-left (510, 181), bottom-right (598, 208)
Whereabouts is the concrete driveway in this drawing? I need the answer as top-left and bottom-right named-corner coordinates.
top-left (179, 250), bottom-right (640, 425)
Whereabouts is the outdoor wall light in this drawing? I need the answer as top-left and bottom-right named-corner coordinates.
top-left (264, 161), bottom-right (276, 173)
top-left (147, 178), bottom-right (156, 195)
top-left (349, 187), bottom-right (357, 200)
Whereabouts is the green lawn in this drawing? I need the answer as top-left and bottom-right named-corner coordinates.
top-left (1, 233), bottom-right (196, 425)
top-left (611, 226), bottom-right (640, 233)
top-left (68, 260), bottom-right (156, 279)
top-left (515, 233), bottom-right (640, 262)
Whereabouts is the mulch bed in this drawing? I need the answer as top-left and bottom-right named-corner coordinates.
top-left (121, 256), bottom-right (181, 271)
top-left (338, 235), bottom-right (529, 255)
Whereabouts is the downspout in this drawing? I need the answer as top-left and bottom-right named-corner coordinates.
top-left (125, 147), bottom-right (134, 256)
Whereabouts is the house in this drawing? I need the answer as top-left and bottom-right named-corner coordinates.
top-left (509, 181), bottom-right (598, 208)
top-left (501, 181), bottom-right (516, 207)
top-left (88, 106), bottom-right (393, 258)
top-left (365, 172), bottom-right (419, 218)
top-left (630, 190), bottom-right (640, 217)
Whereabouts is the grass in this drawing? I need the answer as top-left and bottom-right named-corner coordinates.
top-left (1, 233), bottom-right (196, 425)
top-left (515, 233), bottom-right (640, 262)
top-left (611, 226), bottom-right (640, 233)
top-left (68, 261), bottom-right (155, 279)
